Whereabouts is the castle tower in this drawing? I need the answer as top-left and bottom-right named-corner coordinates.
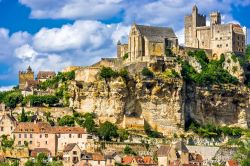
top-left (210, 12), bottom-right (221, 26)
top-left (19, 66), bottom-right (35, 90)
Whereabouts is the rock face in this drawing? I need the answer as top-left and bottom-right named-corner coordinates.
top-left (184, 84), bottom-right (250, 128)
top-left (69, 76), bottom-right (185, 135)
top-left (69, 74), bottom-right (250, 135)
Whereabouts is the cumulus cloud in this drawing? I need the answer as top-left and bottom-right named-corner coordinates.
top-left (0, 85), bottom-right (14, 92)
top-left (19, 0), bottom-right (123, 20)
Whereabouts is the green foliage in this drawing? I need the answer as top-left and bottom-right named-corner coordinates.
top-left (141, 67), bottom-right (154, 78)
top-left (228, 132), bottom-right (250, 166)
top-left (24, 152), bottom-right (60, 166)
top-left (123, 145), bottom-right (137, 155)
top-left (181, 51), bottom-right (238, 86)
top-left (162, 69), bottom-right (179, 79)
top-left (123, 53), bottom-right (129, 60)
top-left (26, 95), bottom-right (59, 107)
top-left (186, 119), bottom-right (245, 138)
top-left (232, 66), bottom-right (238, 73)
top-left (82, 113), bottom-right (96, 133)
top-left (20, 108), bottom-right (28, 122)
top-left (1, 135), bottom-right (14, 148)
top-left (100, 67), bottom-right (118, 80)
top-left (98, 121), bottom-right (118, 141)
top-left (3, 91), bottom-right (23, 109)
top-left (0, 90), bottom-right (17, 103)
top-left (165, 48), bottom-right (174, 57)
top-left (188, 50), bottom-right (209, 69)
top-left (144, 122), bottom-right (163, 138)
top-left (118, 69), bottom-right (129, 80)
top-left (118, 129), bottom-right (129, 141)
top-left (57, 115), bottom-right (75, 126)
top-left (38, 71), bottom-right (75, 90)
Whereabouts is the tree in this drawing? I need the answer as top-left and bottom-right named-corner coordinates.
top-left (57, 115), bottom-right (75, 126)
top-left (118, 129), bottom-right (129, 142)
top-left (141, 67), bottom-right (154, 78)
top-left (1, 135), bottom-right (14, 148)
top-left (4, 91), bottom-right (23, 109)
top-left (35, 153), bottom-right (48, 166)
top-left (124, 145), bottom-right (136, 155)
top-left (83, 116), bottom-right (96, 133)
top-left (98, 121), bottom-right (118, 141)
top-left (20, 108), bottom-right (28, 122)
top-left (99, 67), bottom-right (118, 81)
top-left (24, 160), bottom-right (33, 166)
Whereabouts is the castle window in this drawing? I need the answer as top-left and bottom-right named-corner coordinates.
top-left (30, 141), bottom-right (32, 144)
top-left (19, 134), bottom-right (21, 138)
top-left (24, 134), bottom-right (27, 138)
top-left (226, 44), bottom-right (228, 47)
top-left (220, 37), bottom-right (222, 40)
top-left (1, 127), bottom-right (3, 131)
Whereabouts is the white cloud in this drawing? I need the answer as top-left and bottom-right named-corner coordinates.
top-left (19, 0), bottom-right (123, 20)
top-left (0, 85), bottom-right (14, 92)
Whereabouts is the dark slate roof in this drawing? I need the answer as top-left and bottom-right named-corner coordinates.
top-left (157, 145), bottom-right (171, 157)
top-left (135, 24), bottom-right (177, 42)
top-left (63, 143), bottom-right (78, 152)
top-left (175, 141), bottom-right (189, 153)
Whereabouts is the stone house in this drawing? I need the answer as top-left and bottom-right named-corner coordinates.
top-left (13, 122), bottom-right (92, 156)
top-left (157, 142), bottom-right (189, 166)
top-left (37, 71), bottom-right (56, 82)
top-left (77, 153), bottom-right (106, 166)
top-left (185, 5), bottom-right (246, 59)
top-left (122, 156), bottom-right (157, 166)
top-left (13, 122), bottom-right (57, 156)
top-left (0, 113), bottom-right (17, 137)
top-left (63, 143), bottom-right (81, 166)
top-left (55, 126), bottom-right (92, 152)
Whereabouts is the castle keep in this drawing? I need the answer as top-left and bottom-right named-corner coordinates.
top-left (185, 5), bottom-right (246, 58)
top-left (19, 66), bottom-right (35, 90)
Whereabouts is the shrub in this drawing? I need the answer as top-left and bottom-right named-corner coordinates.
top-left (163, 69), bottom-right (179, 79)
top-left (27, 95), bottom-right (59, 107)
top-left (165, 48), bottom-right (174, 57)
top-left (123, 53), bottom-right (129, 60)
top-left (142, 67), bottom-right (154, 78)
top-left (124, 145), bottom-right (137, 155)
top-left (57, 115), bottom-right (75, 126)
top-left (98, 121), bottom-right (118, 141)
top-left (119, 69), bottom-right (129, 80)
top-left (144, 122), bottom-right (163, 138)
top-left (100, 67), bottom-right (118, 80)
top-left (1, 135), bottom-right (14, 148)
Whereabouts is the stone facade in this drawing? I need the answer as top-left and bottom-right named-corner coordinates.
top-left (120, 24), bottom-right (178, 64)
top-left (19, 66), bottom-right (35, 90)
top-left (185, 5), bottom-right (246, 59)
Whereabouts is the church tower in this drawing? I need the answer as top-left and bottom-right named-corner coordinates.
top-left (19, 66), bottom-right (35, 90)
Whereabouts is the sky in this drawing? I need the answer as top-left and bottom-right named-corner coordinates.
top-left (0, 0), bottom-right (250, 89)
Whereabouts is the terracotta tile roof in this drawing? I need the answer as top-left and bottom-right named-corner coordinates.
top-left (122, 156), bottom-right (133, 165)
top-left (157, 145), bottom-right (171, 156)
top-left (182, 164), bottom-right (198, 166)
top-left (143, 156), bottom-right (157, 165)
top-left (170, 160), bottom-right (181, 166)
top-left (37, 71), bottom-right (56, 79)
top-left (92, 153), bottom-right (105, 161)
top-left (63, 143), bottom-right (78, 152)
top-left (227, 160), bottom-right (238, 166)
top-left (26, 80), bottom-right (38, 87)
top-left (13, 122), bottom-right (53, 133)
top-left (54, 126), bottom-right (86, 134)
top-left (31, 148), bottom-right (51, 157)
top-left (13, 122), bottom-right (86, 134)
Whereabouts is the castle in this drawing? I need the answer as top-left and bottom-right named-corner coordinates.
top-left (185, 5), bottom-right (246, 58)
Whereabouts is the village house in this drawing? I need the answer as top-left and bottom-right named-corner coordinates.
top-left (63, 143), bottom-right (81, 166)
top-left (77, 153), bottom-right (106, 166)
top-left (0, 113), bottom-right (17, 137)
top-left (157, 142), bottom-right (189, 166)
top-left (37, 71), bottom-right (56, 82)
top-left (122, 156), bottom-right (157, 166)
top-left (55, 126), bottom-right (92, 152)
top-left (12, 122), bottom-right (92, 156)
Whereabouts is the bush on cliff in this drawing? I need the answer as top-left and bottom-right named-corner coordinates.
top-left (182, 51), bottom-right (238, 86)
top-left (142, 67), bottom-right (154, 78)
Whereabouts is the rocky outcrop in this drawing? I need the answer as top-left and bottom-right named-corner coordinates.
top-left (223, 53), bottom-right (245, 83)
top-left (69, 71), bottom-right (250, 136)
top-left (184, 84), bottom-right (250, 128)
top-left (69, 76), bottom-right (185, 136)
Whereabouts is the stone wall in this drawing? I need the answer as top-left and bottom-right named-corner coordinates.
top-left (75, 67), bottom-right (100, 82)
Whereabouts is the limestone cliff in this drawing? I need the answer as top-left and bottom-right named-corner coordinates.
top-left (69, 76), bottom-right (185, 135)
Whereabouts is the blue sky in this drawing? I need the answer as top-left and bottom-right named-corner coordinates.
top-left (0, 0), bottom-right (250, 90)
